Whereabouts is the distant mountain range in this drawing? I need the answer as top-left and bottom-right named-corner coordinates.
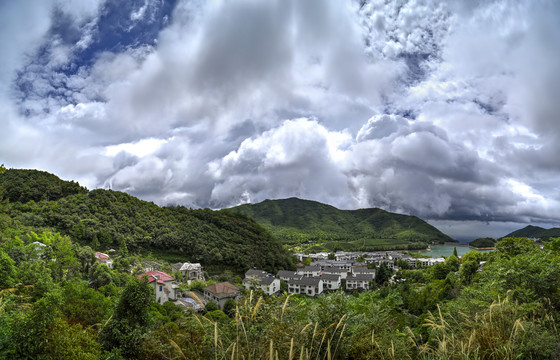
top-left (226, 197), bottom-right (454, 252)
top-left (503, 225), bottom-right (560, 241)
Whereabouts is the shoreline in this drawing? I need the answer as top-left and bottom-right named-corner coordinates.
top-left (468, 246), bottom-right (496, 250)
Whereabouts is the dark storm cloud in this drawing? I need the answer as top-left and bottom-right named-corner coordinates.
top-left (2, 0), bottom-right (560, 237)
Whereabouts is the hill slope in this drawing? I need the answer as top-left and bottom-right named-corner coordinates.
top-left (0, 169), bottom-right (294, 273)
top-left (503, 225), bottom-right (560, 241)
top-left (226, 198), bottom-right (453, 251)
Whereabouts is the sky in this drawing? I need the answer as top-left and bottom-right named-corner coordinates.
top-left (1, 0), bottom-right (560, 240)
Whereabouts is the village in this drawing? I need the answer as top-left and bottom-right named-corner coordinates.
top-left (93, 249), bottom-right (454, 311)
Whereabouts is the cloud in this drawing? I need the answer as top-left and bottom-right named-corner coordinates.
top-left (1, 0), bottom-right (560, 236)
top-left (208, 118), bottom-right (353, 208)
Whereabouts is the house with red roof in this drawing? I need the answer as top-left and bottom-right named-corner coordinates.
top-left (94, 251), bottom-right (113, 269)
top-left (139, 270), bottom-right (180, 304)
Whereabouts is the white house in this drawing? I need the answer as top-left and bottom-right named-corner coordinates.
top-left (139, 270), bottom-right (180, 304)
top-left (319, 274), bottom-right (341, 291)
top-left (297, 266), bottom-right (321, 278)
top-left (346, 274), bottom-right (374, 291)
top-left (256, 277), bottom-right (281, 296)
top-left (277, 270), bottom-right (301, 282)
top-left (172, 262), bottom-right (205, 282)
top-left (351, 267), bottom-right (376, 278)
top-left (243, 269), bottom-right (281, 296)
top-left (322, 267), bottom-right (349, 279)
top-left (287, 277), bottom-right (323, 297)
top-left (376, 259), bottom-right (394, 270)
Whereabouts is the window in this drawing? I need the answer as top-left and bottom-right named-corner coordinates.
top-left (159, 285), bottom-right (163, 291)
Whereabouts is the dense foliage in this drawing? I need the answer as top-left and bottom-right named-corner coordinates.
top-left (469, 237), bottom-right (496, 248)
top-left (0, 169), bottom-right (87, 203)
top-left (0, 169), bottom-right (294, 273)
top-left (227, 197), bottom-right (453, 251)
top-left (1, 227), bottom-right (559, 358)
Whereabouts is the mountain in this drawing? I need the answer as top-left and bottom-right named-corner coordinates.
top-left (0, 169), bottom-right (294, 273)
top-left (503, 225), bottom-right (560, 241)
top-left (226, 197), bottom-right (454, 252)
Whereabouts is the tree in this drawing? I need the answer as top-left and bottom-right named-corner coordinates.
top-left (61, 280), bottom-right (112, 325)
top-left (431, 262), bottom-right (449, 280)
top-left (496, 237), bottom-right (536, 258)
top-left (223, 298), bottom-right (237, 317)
top-left (375, 263), bottom-right (392, 286)
top-left (43, 319), bottom-right (101, 360)
top-left (453, 247), bottom-right (458, 257)
top-left (459, 259), bottom-right (478, 284)
top-left (0, 164), bottom-right (5, 174)
top-left (205, 301), bottom-right (219, 312)
top-left (91, 263), bottom-right (113, 289)
top-left (0, 250), bottom-right (16, 289)
top-left (445, 254), bottom-right (460, 273)
top-left (396, 259), bottom-right (410, 269)
top-left (49, 234), bottom-right (78, 281)
top-left (101, 277), bottom-right (154, 358)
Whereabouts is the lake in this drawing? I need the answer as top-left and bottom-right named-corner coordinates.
top-left (417, 244), bottom-right (493, 258)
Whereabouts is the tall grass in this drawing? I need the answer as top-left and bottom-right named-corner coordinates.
top-left (409, 297), bottom-right (559, 360)
top-left (187, 291), bottom-right (347, 360)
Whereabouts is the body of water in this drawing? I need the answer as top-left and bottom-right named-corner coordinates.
top-left (418, 244), bottom-right (493, 258)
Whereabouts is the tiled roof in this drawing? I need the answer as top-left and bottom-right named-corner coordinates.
top-left (291, 277), bottom-right (321, 286)
top-left (245, 269), bottom-right (268, 278)
top-left (139, 270), bottom-right (175, 284)
top-left (204, 282), bottom-right (241, 296)
top-left (259, 277), bottom-right (276, 285)
top-left (319, 274), bottom-right (341, 281)
top-left (352, 268), bottom-right (376, 274)
top-left (277, 270), bottom-right (297, 277)
top-left (180, 262), bottom-right (202, 271)
top-left (347, 274), bottom-right (374, 281)
top-left (95, 252), bottom-right (110, 259)
top-left (323, 268), bottom-right (347, 273)
top-left (301, 266), bottom-right (321, 272)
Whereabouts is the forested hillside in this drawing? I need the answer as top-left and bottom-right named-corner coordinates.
top-left (0, 169), bottom-right (294, 272)
top-left (227, 197), bottom-right (453, 251)
top-left (503, 225), bottom-right (560, 241)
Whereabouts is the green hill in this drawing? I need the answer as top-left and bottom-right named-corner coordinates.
top-left (503, 225), bottom-right (560, 241)
top-left (226, 197), bottom-right (453, 252)
top-left (469, 237), bottom-right (496, 248)
top-left (0, 169), bottom-right (293, 273)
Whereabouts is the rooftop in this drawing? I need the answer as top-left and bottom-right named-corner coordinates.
top-left (139, 270), bottom-right (175, 284)
top-left (204, 281), bottom-right (241, 296)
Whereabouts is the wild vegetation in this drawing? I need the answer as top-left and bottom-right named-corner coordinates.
top-left (1, 227), bottom-right (559, 358)
top-left (227, 198), bottom-right (453, 252)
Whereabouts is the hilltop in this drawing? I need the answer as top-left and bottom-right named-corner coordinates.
top-left (226, 197), bottom-right (453, 252)
top-left (503, 225), bottom-right (560, 241)
top-left (0, 168), bottom-right (294, 273)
